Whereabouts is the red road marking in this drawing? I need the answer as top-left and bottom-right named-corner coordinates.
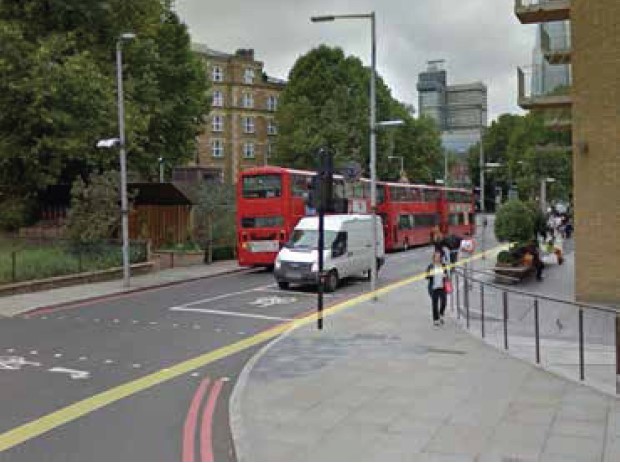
top-left (183, 377), bottom-right (210, 462)
top-left (199, 378), bottom-right (224, 462)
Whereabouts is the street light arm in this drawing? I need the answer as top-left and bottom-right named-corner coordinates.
top-left (311, 13), bottom-right (372, 22)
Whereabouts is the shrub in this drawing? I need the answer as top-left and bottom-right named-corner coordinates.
top-left (495, 200), bottom-right (536, 243)
top-left (0, 198), bottom-right (34, 231)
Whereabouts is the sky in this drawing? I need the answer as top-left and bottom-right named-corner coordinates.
top-left (175, 0), bottom-right (538, 122)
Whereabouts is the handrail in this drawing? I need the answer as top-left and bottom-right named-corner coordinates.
top-left (454, 266), bottom-right (620, 315)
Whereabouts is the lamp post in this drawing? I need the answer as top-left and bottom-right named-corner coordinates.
top-left (311, 12), bottom-right (380, 294)
top-left (116, 32), bottom-right (136, 288)
top-left (158, 157), bottom-right (165, 183)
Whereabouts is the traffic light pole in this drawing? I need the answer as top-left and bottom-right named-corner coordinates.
top-left (316, 148), bottom-right (331, 330)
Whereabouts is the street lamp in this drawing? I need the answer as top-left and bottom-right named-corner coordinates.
top-left (312, 12), bottom-right (382, 294)
top-left (116, 32), bottom-right (136, 288)
top-left (158, 157), bottom-right (165, 183)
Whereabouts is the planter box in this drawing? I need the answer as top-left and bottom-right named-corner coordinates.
top-left (154, 251), bottom-right (205, 269)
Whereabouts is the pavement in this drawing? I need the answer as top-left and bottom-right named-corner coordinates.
top-left (0, 260), bottom-right (244, 318)
top-left (231, 238), bottom-right (620, 461)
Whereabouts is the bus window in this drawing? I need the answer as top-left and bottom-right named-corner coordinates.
top-left (377, 185), bottom-right (385, 204)
top-left (241, 216), bottom-right (284, 228)
top-left (291, 174), bottom-right (310, 198)
top-left (242, 174), bottom-right (282, 198)
top-left (398, 214), bottom-right (412, 230)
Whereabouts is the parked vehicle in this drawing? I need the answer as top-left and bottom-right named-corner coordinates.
top-left (273, 214), bottom-right (385, 292)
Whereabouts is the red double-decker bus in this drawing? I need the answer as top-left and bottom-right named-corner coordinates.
top-left (236, 166), bottom-right (347, 267)
top-left (375, 181), bottom-right (443, 251)
top-left (440, 188), bottom-right (476, 238)
top-left (237, 166), bottom-right (474, 267)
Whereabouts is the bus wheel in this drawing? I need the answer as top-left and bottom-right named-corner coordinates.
top-left (324, 270), bottom-right (339, 293)
top-left (278, 281), bottom-right (290, 290)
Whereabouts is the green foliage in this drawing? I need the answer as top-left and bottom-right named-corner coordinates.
top-left (497, 250), bottom-right (519, 265)
top-left (0, 0), bottom-right (210, 226)
top-left (0, 239), bottom-right (147, 283)
top-left (494, 200), bottom-right (536, 243)
top-left (66, 171), bottom-right (121, 242)
top-left (0, 198), bottom-right (34, 231)
top-left (467, 112), bottom-right (572, 206)
top-left (273, 45), bottom-right (442, 182)
top-left (194, 183), bottom-right (236, 250)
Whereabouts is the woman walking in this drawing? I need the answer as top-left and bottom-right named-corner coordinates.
top-left (426, 251), bottom-right (449, 326)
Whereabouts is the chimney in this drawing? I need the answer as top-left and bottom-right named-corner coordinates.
top-left (235, 48), bottom-right (255, 60)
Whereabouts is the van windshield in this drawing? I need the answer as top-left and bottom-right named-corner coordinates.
top-left (286, 229), bottom-right (338, 250)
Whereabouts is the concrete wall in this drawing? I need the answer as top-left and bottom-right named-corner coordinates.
top-left (572, 0), bottom-right (620, 304)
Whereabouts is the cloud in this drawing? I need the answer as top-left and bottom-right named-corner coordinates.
top-left (175, 0), bottom-right (535, 121)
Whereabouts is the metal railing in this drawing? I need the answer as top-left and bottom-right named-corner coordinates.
top-left (516, 0), bottom-right (568, 8)
top-left (453, 266), bottom-right (620, 394)
top-left (0, 238), bottom-right (148, 284)
top-left (518, 65), bottom-right (571, 102)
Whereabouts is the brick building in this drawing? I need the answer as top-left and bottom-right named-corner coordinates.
top-left (175, 44), bottom-right (286, 184)
top-left (514, 0), bottom-right (620, 304)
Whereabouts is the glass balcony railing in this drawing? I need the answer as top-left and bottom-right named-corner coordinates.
top-left (515, 0), bottom-right (571, 23)
top-left (518, 65), bottom-right (572, 109)
top-left (541, 28), bottom-right (572, 64)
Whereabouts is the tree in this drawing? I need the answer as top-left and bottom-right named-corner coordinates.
top-left (273, 45), bottom-right (442, 182)
top-left (194, 183), bottom-right (236, 259)
top-left (494, 200), bottom-right (536, 243)
top-left (0, 0), bottom-right (210, 228)
top-left (66, 171), bottom-right (122, 242)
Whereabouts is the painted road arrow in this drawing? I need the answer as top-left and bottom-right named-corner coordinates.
top-left (48, 367), bottom-right (90, 380)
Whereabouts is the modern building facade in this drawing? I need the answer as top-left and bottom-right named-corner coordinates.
top-left (175, 44), bottom-right (286, 184)
top-left (514, 0), bottom-right (620, 305)
top-left (417, 61), bottom-right (487, 186)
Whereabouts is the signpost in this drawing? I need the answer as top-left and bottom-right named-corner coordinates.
top-left (316, 148), bottom-right (334, 330)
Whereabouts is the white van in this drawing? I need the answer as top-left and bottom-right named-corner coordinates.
top-left (274, 214), bottom-right (385, 292)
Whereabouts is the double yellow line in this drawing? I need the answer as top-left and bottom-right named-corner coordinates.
top-left (0, 244), bottom-right (505, 453)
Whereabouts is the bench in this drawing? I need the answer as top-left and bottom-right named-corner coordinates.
top-left (493, 265), bottom-right (535, 284)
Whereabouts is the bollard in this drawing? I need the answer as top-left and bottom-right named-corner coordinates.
top-left (455, 272), bottom-right (460, 319)
top-left (11, 251), bottom-right (17, 282)
top-left (534, 299), bottom-right (540, 364)
top-left (579, 308), bottom-right (585, 381)
top-left (480, 283), bottom-right (485, 338)
top-left (503, 291), bottom-right (509, 350)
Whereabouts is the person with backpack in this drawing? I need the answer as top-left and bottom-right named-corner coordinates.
top-left (426, 251), bottom-right (450, 326)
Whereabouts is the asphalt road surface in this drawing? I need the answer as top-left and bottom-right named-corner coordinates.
top-left (0, 231), bottom-right (479, 461)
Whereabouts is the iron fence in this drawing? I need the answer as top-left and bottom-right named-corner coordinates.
top-left (453, 267), bottom-right (620, 395)
top-left (0, 238), bottom-right (148, 284)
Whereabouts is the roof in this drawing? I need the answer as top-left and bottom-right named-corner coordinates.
top-left (296, 214), bottom-right (378, 230)
top-left (129, 183), bottom-right (193, 206)
top-left (191, 43), bottom-right (232, 59)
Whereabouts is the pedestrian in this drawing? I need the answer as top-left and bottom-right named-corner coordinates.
top-left (444, 234), bottom-right (462, 268)
top-left (426, 251), bottom-right (449, 326)
top-left (525, 240), bottom-right (544, 281)
top-left (434, 240), bottom-right (450, 266)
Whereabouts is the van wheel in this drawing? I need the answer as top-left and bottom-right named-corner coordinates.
top-left (278, 281), bottom-right (290, 290)
top-left (324, 270), bottom-right (339, 293)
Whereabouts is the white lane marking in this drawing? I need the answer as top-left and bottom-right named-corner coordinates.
top-left (29, 350), bottom-right (38, 355)
top-left (170, 307), bottom-right (293, 322)
top-left (6, 348), bottom-right (15, 353)
top-left (149, 321), bottom-right (158, 326)
top-left (172, 323), bottom-right (179, 328)
top-left (192, 324), bottom-right (201, 329)
top-left (191, 372), bottom-right (200, 377)
top-left (53, 353), bottom-right (63, 358)
top-left (48, 367), bottom-right (89, 380)
top-left (113, 319), bottom-right (120, 324)
top-left (0, 356), bottom-right (41, 370)
top-left (249, 295), bottom-right (297, 308)
top-left (132, 320), bottom-right (139, 324)
top-left (132, 364), bottom-right (142, 369)
top-left (221, 377), bottom-right (231, 382)
top-left (181, 285), bottom-right (269, 308)
top-left (104, 359), bottom-right (114, 364)
top-left (78, 356), bottom-right (88, 361)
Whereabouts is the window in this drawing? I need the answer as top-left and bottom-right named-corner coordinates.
top-left (267, 120), bottom-right (277, 135)
top-left (242, 116), bottom-right (255, 133)
top-left (211, 115), bottom-right (223, 132)
top-left (241, 216), bottom-right (284, 228)
top-left (267, 95), bottom-right (278, 112)
top-left (212, 65), bottom-right (223, 82)
top-left (291, 174), bottom-right (311, 197)
top-left (242, 92), bottom-right (253, 109)
top-left (243, 67), bottom-right (255, 84)
top-left (243, 142), bottom-right (255, 158)
top-left (398, 215), bottom-right (412, 230)
top-left (242, 174), bottom-right (282, 198)
top-left (267, 142), bottom-right (274, 158)
top-left (413, 214), bottom-right (439, 227)
top-left (212, 90), bottom-right (223, 107)
top-left (211, 139), bottom-right (224, 158)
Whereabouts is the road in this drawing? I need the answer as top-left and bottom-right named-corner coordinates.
top-left (0, 232), bottom-right (467, 461)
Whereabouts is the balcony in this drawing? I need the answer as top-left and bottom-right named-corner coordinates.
top-left (542, 108), bottom-right (572, 131)
top-left (518, 66), bottom-right (572, 110)
top-left (515, 0), bottom-right (570, 24)
top-left (541, 27), bottom-right (571, 64)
